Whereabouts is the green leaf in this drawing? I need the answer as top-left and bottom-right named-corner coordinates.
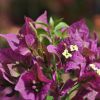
top-left (37, 28), bottom-right (52, 44)
top-left (37, 28), bottom-right (48, 35)
top-left (68, 84), bottom-right (80, 95)
top-left (54, 18), bottom-right (63, 26)
top-left (65, 96), bottom-right (70, 100)
top-left (54, 30), bottom-right (62, 37)
top-left (39, 34), bottom-right (51, 45)
top-left (49, 17), bottom-right (54, 27)
top-left (46, 95), bottom-right (54, 100)
top-left (29, 22), bottom-right (37, 35)
top-left (55, 22), bottom-right (68, 31)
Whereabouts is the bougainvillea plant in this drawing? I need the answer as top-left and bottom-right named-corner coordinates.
top-left (0, 11), bottom-right (100, 100)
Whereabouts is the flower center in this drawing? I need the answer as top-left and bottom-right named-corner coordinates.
top-left (32, 80), bottom-right (43, 92)
top-left (70, 45), bottom-right (78, 51)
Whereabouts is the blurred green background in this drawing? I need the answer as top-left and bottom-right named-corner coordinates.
top-left (0, 0), bottom-right (100, 47)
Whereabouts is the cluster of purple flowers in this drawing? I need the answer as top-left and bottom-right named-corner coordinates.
top-left (0, 11), bottom-right (100, 100)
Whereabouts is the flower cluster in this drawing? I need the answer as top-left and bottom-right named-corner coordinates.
top-left (0, 11), bottom-right (100, 100)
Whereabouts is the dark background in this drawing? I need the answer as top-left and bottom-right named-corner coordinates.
top-left (0, 0), bottom-right (100, 34)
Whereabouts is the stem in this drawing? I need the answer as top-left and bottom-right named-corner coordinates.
top-left (62, 83), bottom-right (80, 100)
top-left (68, 84), bottom-right (80, 99)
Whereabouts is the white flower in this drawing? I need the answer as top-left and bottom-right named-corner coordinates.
top-left (62, 49), bottom-right (72, 59)
top-left (70, 45), bottom-right (78, 51)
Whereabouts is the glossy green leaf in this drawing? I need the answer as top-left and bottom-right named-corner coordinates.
top-left (55, 22), bottom-right (68, 31)
top-left (37, 28), bottom-right (48, 35)
top-left (54, 30), bottom-right (62, 37)
top-left (49, 17), bottom-right (54, 27)
top-left (46, 95), bottom-right (54, 100)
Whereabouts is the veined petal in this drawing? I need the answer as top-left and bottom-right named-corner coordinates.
top-left (0, 34), bottom-right (19, 50)
top-left (19, 17), bottom-right (34, 35)
top-left (0, 63), bottom-right (14, 84)
top-left (25, 34), bottom-right (35, 48)
top-left (47, 45), bottom-right (58, 55)
top-left (15, 72), bottom-right (35, 100)
top-left (35, 11), bottom-right (48, 31)
top-left (33, 61), bottom-right (52, 83)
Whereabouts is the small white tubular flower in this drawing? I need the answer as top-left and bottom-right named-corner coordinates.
top-left (89, 63), bottom-right (100, 76)
top-left (62, 49), bottom-right (72, 59)
top-left (89, 64), bottom-right (97, 71)
top-left (97, 69), bottom-right (100, 76)
top-left (32, 80), bottom-right (36, 84)
top-left (16, 61), bottom-right (19, 65)
top-left (70, 45), bottom-right (78, 51)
